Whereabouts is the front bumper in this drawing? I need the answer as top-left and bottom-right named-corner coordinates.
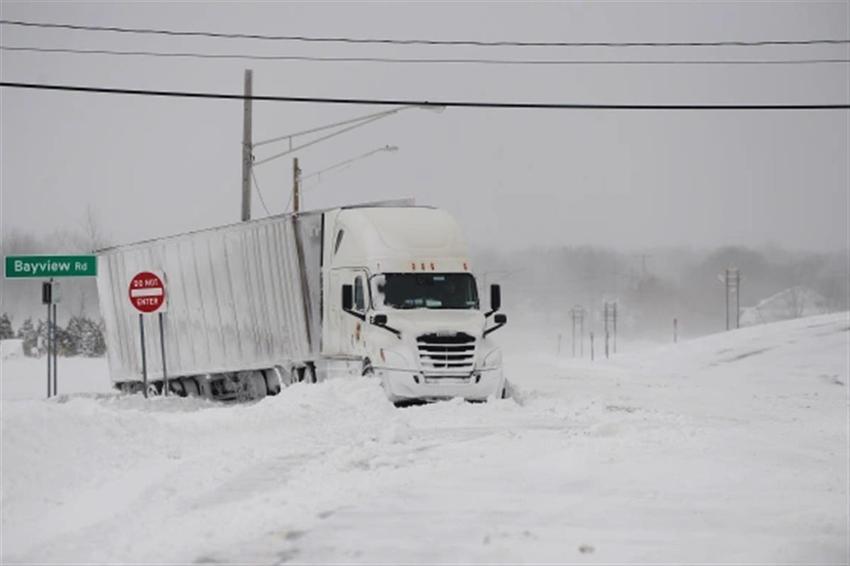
top-left (373, 366), bottom-right (505, 402)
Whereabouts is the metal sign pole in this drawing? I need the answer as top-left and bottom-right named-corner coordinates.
top-left (139, 314), bottom-right (148, 399)
top-left (52, 302), bottom-right (58, 396)
top-left (45, 283), bottom-right (51, 398)
top-left (158, 312), bottom-right (168, 396)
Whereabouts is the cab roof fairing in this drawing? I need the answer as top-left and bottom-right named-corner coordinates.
top-left (329, 207), bottom-right (473, 273)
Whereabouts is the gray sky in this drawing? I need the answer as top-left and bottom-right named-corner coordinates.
top-left (1, 1), bottom-right (848, 252)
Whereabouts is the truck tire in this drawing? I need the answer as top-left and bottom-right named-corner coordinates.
top-left (247, 371), bottom-right (267, 400)
top-left (182, 378), bottom-right (201, 397)
top-left (168, 380), bottom-right (186, 397)
top-left (362, 359), bottom-right (374, 377)
top-left (262, 368), bottom-right (283, 395)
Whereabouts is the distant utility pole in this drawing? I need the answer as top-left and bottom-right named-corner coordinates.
top-left (590, 332), bottom-right (595, 361)
top-left (570, 305), bottom-right (586, 357)
top-left (292, 157), bottom-right (301, 213)
top-left (240, 69), bottom-right (253, 222)
top-left (603, 300), bottom-right (617, 358)
top-left (720, 268), bottom-right (742, 330)
top-left (673, 317), bottom-right (678, 343)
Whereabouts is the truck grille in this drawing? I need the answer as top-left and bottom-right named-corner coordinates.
top-left (417, 332), bottom-right (476, 375)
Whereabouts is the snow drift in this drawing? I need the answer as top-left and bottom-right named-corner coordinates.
top-left (1, 313), bottom-right (847, 563)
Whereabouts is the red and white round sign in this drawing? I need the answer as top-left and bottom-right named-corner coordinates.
top-left (128, 271), bottom-right (166, 314)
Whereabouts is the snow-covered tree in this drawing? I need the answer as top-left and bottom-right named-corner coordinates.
top-left (35, 319), bottom-right (48, 356)
top-left (16, 318), bottom-right (37, 356)
top-left (0, 313), bottom-right (13, 340)
top-left (65, 316), bottom-right (106, 357)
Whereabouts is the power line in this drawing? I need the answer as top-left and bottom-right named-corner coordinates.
top-left (1, 19), bottom-right (848, 48)
top-left (1, 81), bottom-right (848, 110)
top-left (2, 45), bottom-right (848, 66)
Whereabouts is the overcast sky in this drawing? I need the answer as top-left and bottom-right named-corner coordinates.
top-left (1, 1), bottom-right (848, 253)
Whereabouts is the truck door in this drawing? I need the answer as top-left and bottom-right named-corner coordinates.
top-left (329, 268), bottom-right (369, 357)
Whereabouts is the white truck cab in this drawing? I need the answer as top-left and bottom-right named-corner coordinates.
top-left (322, 206), bottom-right (507, 403)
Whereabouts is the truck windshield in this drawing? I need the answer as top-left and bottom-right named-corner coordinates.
top-left (379, 273), bottom-right (479, 310)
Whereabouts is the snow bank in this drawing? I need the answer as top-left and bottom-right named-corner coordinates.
top-left (0, 339), bottom-right (24, 360)
top-left (2, 313), bottom-right (847, 563)
top-left (740, 286), bottom-right (831, 326)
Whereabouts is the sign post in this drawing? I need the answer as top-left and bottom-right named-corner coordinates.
top-left (6, 255), bottom-right (96, 399)
top-left (128, 271), bottom-right (167, 398)
top-left (43, 280), bottom-right (52, 397)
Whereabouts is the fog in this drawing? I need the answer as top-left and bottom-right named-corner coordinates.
top-left (1, 2), bottom-right (848, 336)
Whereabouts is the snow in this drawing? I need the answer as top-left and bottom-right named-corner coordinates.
top-left (1, 313), bottom-right (848, 563)
top-left (0, 339), bottom-right (24, 361)
top-left (740, 286), bottom-right (831, 327)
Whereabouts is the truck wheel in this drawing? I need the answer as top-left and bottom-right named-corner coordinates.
top-left (247, 372), bottom-right (267, 400)
top-left (362, 360), bottom-right (374, 377)
top-left (262, 368), bottom-right (283, 395)
top-left (168, 380), bottom-right (186, 397)
top-left (182, 378), bottom-right (201, 397)
top-left (146, 383), bottom-right (161, 397)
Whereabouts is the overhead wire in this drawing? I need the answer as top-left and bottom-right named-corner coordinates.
top-left (1, 82), bottom-right (847, 110)
top-left (1, 19), bottom-right (848, 48)
top-left (1, 45), bottom-right (848, 65)
top-left (250, 168), bottom-right (271, 216)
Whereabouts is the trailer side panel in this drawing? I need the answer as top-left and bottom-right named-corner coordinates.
top-left (96, 213), bottom-right (321, 383)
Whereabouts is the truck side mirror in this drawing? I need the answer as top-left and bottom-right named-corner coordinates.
top-left (484, 312), bottom-right (508, 337)
top-left (490, 284), bottom-right (501, 313)
top-left (369, 312), bottom-right (401, 339)
top-left (342, 284), bottom-right (353, 311)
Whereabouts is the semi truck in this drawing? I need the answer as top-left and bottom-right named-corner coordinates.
top-left (95, 201), bottom-right (508, 403)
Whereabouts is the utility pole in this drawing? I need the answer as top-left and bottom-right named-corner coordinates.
top-left (570, 305), bottom-right (585, 358)
top-left (604, 302), bottom-right (610, 359)
top-left (613, 302), bottom-right (617, 354)
top-left (720, 268), bottom-right (742, 330)
top-left (240, 69), bottom-right (253, 222)
top-left (602, 300), bottom-right (616, 359)
top-left (735, 272), bottom-right (741, 329)
top-left (292, 157), bottom-right (301, 213)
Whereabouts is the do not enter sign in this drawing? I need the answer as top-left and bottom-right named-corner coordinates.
top-left (129, 271), bottom-right (167, 314)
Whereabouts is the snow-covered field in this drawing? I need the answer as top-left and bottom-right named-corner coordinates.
top-left (1, 313), bottom-right (848, 563)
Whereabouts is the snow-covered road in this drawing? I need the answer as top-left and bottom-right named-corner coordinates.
top-left (2, 313), bottom-right (848, 563)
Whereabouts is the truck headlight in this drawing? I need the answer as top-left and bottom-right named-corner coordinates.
top-left (481, 348), bottom-right (502, 370)
top-left (380, 349), bottom-right (410, 368)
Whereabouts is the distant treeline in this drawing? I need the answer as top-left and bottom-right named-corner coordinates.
top-left (473, 245), bottom-right (849, 340)
top-left (0, 312), bottom-right (106, 357)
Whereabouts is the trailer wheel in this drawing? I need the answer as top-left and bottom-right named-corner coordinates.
top-left (146, 383), bottom-right (161, 397)
top-left (262, 368), bottom-right (283, 395)
top-left (168, 380), bottom-right (186, 397)
top-left (247, 371), bottom-right (267, 400)
top-left (181, 378), bottom-right (200, 397)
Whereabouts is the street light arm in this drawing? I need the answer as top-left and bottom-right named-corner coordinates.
top-left (254, 112), bottom-right (391, 166)
top-left (301, 145), bottom-right (398, 181)
top-left (254, 106), bottom-right (406, 148)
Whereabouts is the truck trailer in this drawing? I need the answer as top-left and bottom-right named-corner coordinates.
top-left (96, 202), bottom-right (508, 403)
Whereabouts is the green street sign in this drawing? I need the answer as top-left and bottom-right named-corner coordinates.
top-left (4, 255), bottom-right (97, 278)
